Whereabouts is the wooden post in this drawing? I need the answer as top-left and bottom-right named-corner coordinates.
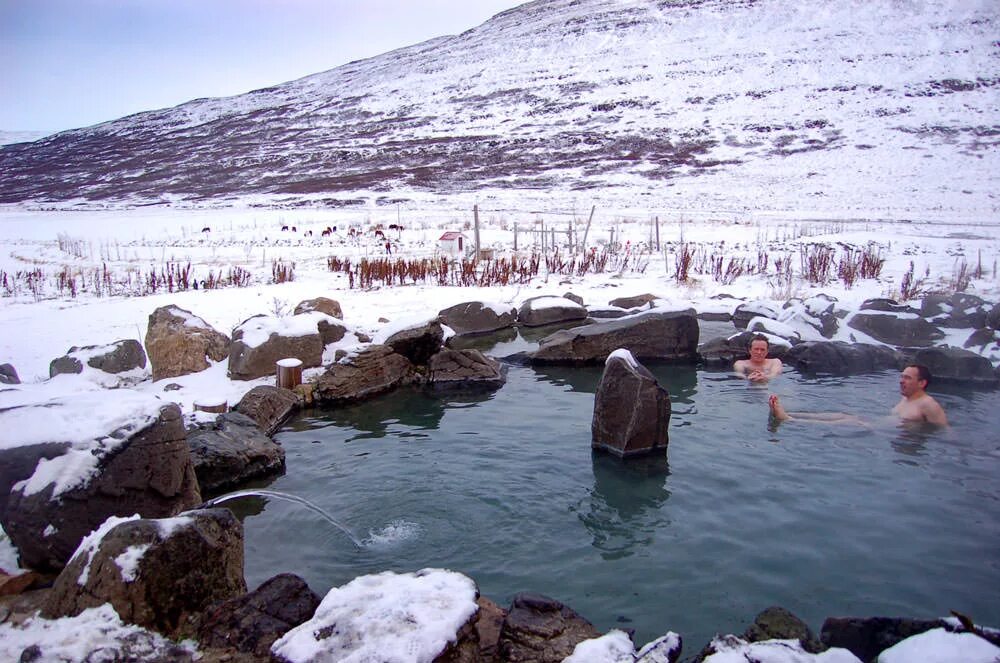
top-left (194, 399), bottom-right (227, 414)
top-left (514, 222), bottom-right (518, 252)
top-left (473, 204), bottom-right (481, 261)
top-left (655, 215), bottom-right (660, 252)
top-left (277, 358), bottom-right (303, 390)
top-left (581, 205), bottom-right (595, 252)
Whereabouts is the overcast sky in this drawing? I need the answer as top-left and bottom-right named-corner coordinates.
top-left (0, 0), bottom-right (523, 132)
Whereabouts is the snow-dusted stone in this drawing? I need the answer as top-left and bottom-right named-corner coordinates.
top-left (988, 302), bottom-right (1000, 330)
top-left (185, 412), bottom-right (286, 495)
top-left (427, 348), bottom-right (507, 390)
top-left (564, 630), bottom-right (682, 663)
top-left (747, 316), bottom-right (803, 344)
top-left (781, 295), bottom-right (840, 338)
top-left (438, 301), bottom-right (516, 335)
top-left (733, 300), bottom-right (779, 329)
top-left (228, 314), bottom-right (325, 381)
top-left (877, 627), bottom-right (1000, 663)
top-left (899, 347), bottom-right (998, 386)
top-left (49, 339), bottom-right (147, 378)
top-left (42, 509), bottom-right (246, 637)
top-left (0, 362), bottom-right (19, 384)
top-left (847, 311), bottom-right (944, 347)
top-left (698, 331), bottom-right (790, 366)
top-left (1, 398), bottom-right (201, 571)
top-left (920, 292), bottom-right (990, 329)
top-left (313, 345), bottom-right (416, 403)
top-left (234, 385), bottom-right (300, 436)
top-left (497, 592), bottom-right (601, 663)
top-left (592, 349), bottom-right (670, 458)
top-left (608, 293), bottom-right (658, 310)
top-left (517, 295), bottom-right (588, 327)
top-left (859, 298), bottom-right (919, 314)
top-left (702, 634), bottom-right (861, 662)
top-left (531, 309), bottom-right (699, 364)
top-left (293, 296), bottom-right (343, 320)
top-left (744, 606), bottom-right (823, 653)
top-left (383, 319), bottom-right (445, 365)
top-left (820, 616), bottom-right (950, 662)
top-left (963, 327), bottom-right (1000, 351)
top-left (271, 569), bottom-right (480, 663)
top-left (196, 573), bottom-right (321, 658)
top-left (588, 306), bottom-right (631, 319)
top-left (563, 291), bottom-right (584, 306)
top-left (783, 341), bottom-right (899, 375)
top-left (146, 305), bottom-right (231, 381)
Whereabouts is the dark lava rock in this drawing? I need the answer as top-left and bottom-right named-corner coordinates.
top-left (531, 310), bottom-right (699, 364)
top-left (186, 412), bottom-right (286, 495)
top-left (592, 351), bottom-right (670, 458)
top-left (784, 341), bottom-right (900, 375)
top-left (498, 593), bottom-right (601, 663)
top-left (234, 385), bottom-right (300, 436)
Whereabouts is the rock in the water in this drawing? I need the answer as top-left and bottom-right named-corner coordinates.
top-left (532, 310), bottom-right (699, 364)
top-left (228, 314), bottom-right (325, 381)
top-left (49, 339), bottom-right (146, 378)
top-left (743, 606), bottom-right (822, 653)
top-left (1, 400), bottom-right (201, 571)
top-left (234, 385), bottom-right (300, 436)
top-left (820, 616), bottom-right (944, 662)
top-left (921, 292), bottom-right (990, 328)
top-left (293, 296), bottom-right (343, 320)
top-left (784, 341), bottom-right (899, 375)
top-left (42, 509), bottom-right (246, 637)
top-left (899, 346), bottom-right (999, 385)
top-left (592, 350), bottom-right (670, 458)
top-left (847, 311), bottom-right (945, 347)
top-left (272, 569), bottom-right (480, 663)
top-left (0, 362), bottom-right (19, 384)
top-left (383, 319), bottom-right (445, 364)
top-left (518, 296), bottom-right (589, 327)
top-left (428, 348), bottom-right (507, 390)
top-left (196, 573), bottom-right (321, 658)
top-left (439, 301), bottom-right (517, 335)
top-left (498, 593), bottom-right (601, 663)
top-left (313, 345), bottom-right (415, 402)
top-left (733, 301), bottom-right (779, 329)
top-left (186, 412), bottom-right (286, 495)
top-left (145, 305), bottom-right (231, 381)
top-left (608, 293), bottom-right (658, 309)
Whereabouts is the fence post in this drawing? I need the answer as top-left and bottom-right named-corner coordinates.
top-left (277, 358), bottom-right (303, 390)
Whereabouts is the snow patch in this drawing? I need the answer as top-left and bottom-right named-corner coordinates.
top-left (71, 514), bottom-right (140, 586)
top-left (114, 543), bottom-right (151, 583)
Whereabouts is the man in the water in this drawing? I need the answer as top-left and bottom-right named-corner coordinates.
top-left (734, 334), bottom-right (783, 382)
top-left (768, 364), bottom-right (948, 426)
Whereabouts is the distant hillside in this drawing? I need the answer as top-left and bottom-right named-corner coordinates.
top-left (0, 0), bottom-right (997, 216)
top-left (0, 130), bottom-right (52, 147)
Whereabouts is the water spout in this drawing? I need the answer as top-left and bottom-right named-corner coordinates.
top-left (201, 489), bottom-right (363, 548)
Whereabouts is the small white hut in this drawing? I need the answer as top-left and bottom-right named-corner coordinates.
top-left (438, 231), bottom-right (466, 257)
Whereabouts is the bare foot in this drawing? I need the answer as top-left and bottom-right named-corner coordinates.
top-left (769, 394), bottom-right (790, 421)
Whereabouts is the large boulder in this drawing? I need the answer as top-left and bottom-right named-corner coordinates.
top-left (608, 293), bottom-right (658, 310)
top-left (743, 606), bottom-right (822, 653)
top-left (428, 348), bottom-right (507, 390)
top-left (921, 292), bottom-right (990, 328)
top-left (820, 616), bottom-right (946, 662)
top-left (859, 298), bottom-right (919, 314)
top-left (272, 569), bottom-right (480, 663)
top-left (733, 301), bottom-right (779, 329)
top-left (498, 593), bottom-right (602, 663)
top-left (186, 412), bottom-right (286, 495)
top-left (313, 345), bottom-right (416, 403)
top-left (592, 350), bottom-right (671, 458)
top-left (49, 339), bottom-right (146, 378)
top-left (439, 301), bottom-right (517, 335)
top-left (42, 509), bottom-right (246, 637)
top-left (784, 341), bottom-right (899, 375)
top-left (196, 573), bottom-right (321, 658)
top-left (146, 306), bottom-right (231, 381)
top-left (698, 331), bottom-right (790, 367)
top-left (780, 294), bottom-right (840, 339)
top-left (383, 319), bottom-right (445, 365)
top-left (1, 397), bottom-right (201, 571)
top-left (846, 311), bottom-right (944, 347)
top-left (0, 362), bottom-right (19, 384)
top-left (899, 346), bottom-right (999, 386)
top-left (518, 296), bottom-right (589, 327)
top-left (228, 314), bottom-right (325, 381)
top-left (234, 385), bottom-right (300, 436)
top-left (531, 309), bottom-right (699, 365)
top-left (293, 296), bottom-right (343, 320)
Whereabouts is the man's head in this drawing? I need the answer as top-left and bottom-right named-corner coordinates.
top-left (749, 334), bottom-right (769, 362)
top-left (900, 364), bottom-right (931, 397)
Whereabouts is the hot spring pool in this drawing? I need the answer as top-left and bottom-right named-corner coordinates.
top-left (232, 345), bottom-right (1000, 649)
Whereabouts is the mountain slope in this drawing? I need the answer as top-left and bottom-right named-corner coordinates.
top-left (0, 0), bottom-right (997, 216)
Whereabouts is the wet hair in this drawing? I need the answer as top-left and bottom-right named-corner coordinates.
top-left (749, 334), bottom-right (769, 348)
top-left (906, 363), bottom-right (932, 387)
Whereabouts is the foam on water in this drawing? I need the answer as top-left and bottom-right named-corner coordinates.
top-left (364, 520), bottom-right (422, 547)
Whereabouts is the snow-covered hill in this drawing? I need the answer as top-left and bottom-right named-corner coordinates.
top-left (0, 0), bottom-right (996, 217)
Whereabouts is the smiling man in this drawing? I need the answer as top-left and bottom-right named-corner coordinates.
top-left (734, 334), bottom-right (783, 382)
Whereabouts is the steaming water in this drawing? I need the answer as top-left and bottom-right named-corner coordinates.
top-left (234, 333), bottom-right (1000, 650)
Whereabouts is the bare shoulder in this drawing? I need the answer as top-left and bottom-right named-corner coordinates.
top-left (919, 394), bottom-right (949, 425)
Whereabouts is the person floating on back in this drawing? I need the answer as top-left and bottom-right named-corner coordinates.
top-left (734, 334), bottom-right (783, 383)
top-left (769, 364), bottom-right (949, 427)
